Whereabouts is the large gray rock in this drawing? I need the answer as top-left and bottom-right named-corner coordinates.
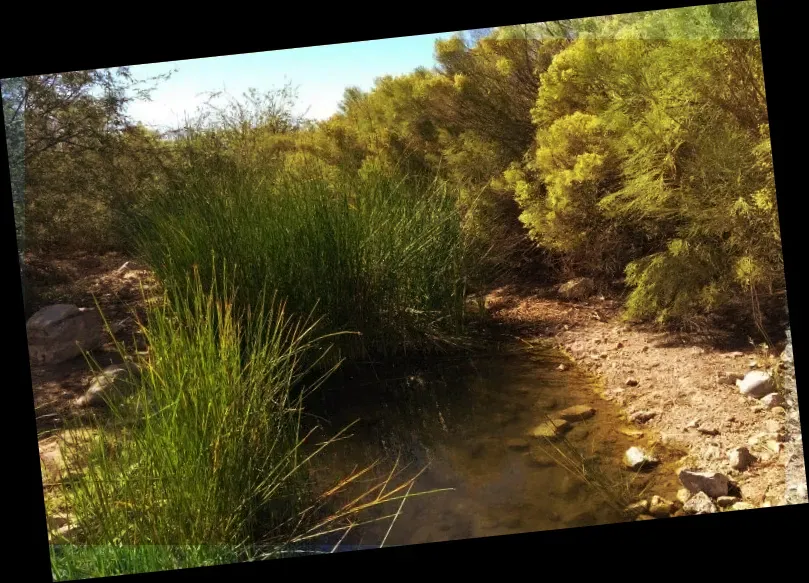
top-left (27, 304), bottom-right (107, 365)
top-left (558, 278), bottom-right (596, 300)
top-left (678, 469), bottom-right (729, 498)
top-left (736, 370), bottom-right (774, 398)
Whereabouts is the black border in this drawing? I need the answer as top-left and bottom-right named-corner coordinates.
top-left (4, 1), bottom-right (805, 581)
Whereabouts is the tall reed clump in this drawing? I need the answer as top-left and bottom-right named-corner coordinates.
top-left (48, 268), bottom-right (426, 579)
top-left (130, 161), bottom-right (470, 363)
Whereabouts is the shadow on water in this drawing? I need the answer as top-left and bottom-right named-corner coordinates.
top-left (300, 343), bottom-right (681, 550)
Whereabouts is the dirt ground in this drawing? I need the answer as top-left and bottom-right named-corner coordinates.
top-left (484, 283), bottom-right (805, 507)
top-left (25, 253), bottom-right (806, 511)
top-left (25, 251), bottom-right (158, 434)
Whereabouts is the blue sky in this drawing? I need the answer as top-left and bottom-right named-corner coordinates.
top-left (127, 32), bottom-right (458, 131)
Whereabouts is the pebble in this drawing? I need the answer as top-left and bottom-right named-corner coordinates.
top-left (729, 501), bottom-right (756, 511)
top-left (626, 378), bottom-right (639, 387)
top-left (629, 410), bottom-right (658, 424)
top-left (716, 496), bottom-right (740, 508)
top-left (624, 446), bottom-right (660, 471)
top-left (683, 491), bottom-right (717, 514)
top-left (625, 500), bottom-right (649, 517)
top-left (728, 446), bottom-right (756, 471)
top-left (698, 426), bottom-right (720, 436)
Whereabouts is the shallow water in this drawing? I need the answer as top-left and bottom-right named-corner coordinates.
top-left (303, 344), bottom-right (679, 550)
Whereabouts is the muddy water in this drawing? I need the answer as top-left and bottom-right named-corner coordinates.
top-left (304, 344), bottom-right (680, 550)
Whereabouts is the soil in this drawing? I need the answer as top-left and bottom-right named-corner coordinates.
top-left (24, 252), bottom-right (805, 514)
top-left (24, 251), bottom-right (158, 434)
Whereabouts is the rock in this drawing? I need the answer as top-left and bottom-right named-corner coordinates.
top-left (558, 277), bottom-right (596, 300)
top-left (760, 393), bottom-right (785, 409)
top-left (716, 496), bottom-right (740, 508)
top-left (683, 491), bottom-right (717, 514)
top-left (506, 438), bottom-right (530, 451)
top-left (728, 446), bottom-right (756, 471)
top-left (557, 364), bottom-right (569, 371)
top-left (625, 500), bottom-right (649, 517)
top-left (528, 419), bottom-right (572, 439)
top-left (729, 351), bottom-right (744, 358)
top-left (736, 371), bottom-right (774, 398)
top-left (629, 410), bottom-right (657, 424)
top-left (26, 304), bottom-right (107, 365)
top-left (635, 514), bottom-right (655, 521)
top-left (555, 405), bottom-right (596, 422)
top-left (678, 469), bottom-right (729, 498)
top-left (75, 365), bottom-right (138, 408)
top-left (729, 502), bottom-right (756, 511)
top-left (625, 378), bottom-right (639, 387)
top-left (649, 495), bottom-right (675, 517)
top-left (672, 510), bottom-right (687, 518)
top-left (615, 342), bottom-right (624, 349)
top-left (771, 406), bottom-right (786, 415)
top-left (676, 489), bottom-right (691, 505)
top-left (624, 447), bottom-right (660, 471)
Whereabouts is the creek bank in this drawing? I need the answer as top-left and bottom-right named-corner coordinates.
top-left (484, 284), bottom-right (806, 512)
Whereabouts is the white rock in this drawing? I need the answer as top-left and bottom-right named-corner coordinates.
top-left (736, 371), bottom-right (774, 398)
top-left (624, 447), bottom-right (659, 471)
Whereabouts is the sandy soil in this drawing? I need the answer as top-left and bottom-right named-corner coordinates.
top-left (484, 283), bottom-right (806, 507)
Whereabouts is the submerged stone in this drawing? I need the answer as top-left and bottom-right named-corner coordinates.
top-left (556, 405), bottom-right (596, 422)
top-left (528, 418), bottom-right (572, 439)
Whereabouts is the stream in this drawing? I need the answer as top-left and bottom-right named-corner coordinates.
top-left (301, 342), bottom-right (680, 551)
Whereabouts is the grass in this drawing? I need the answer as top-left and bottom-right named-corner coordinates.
top-left (45, 268), bottom-right (436, 579)
top-left (130, 161), bottom-right (471, 364)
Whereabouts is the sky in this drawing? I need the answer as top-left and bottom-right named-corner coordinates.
top-left (127, 32), bottom-right (458, 132)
